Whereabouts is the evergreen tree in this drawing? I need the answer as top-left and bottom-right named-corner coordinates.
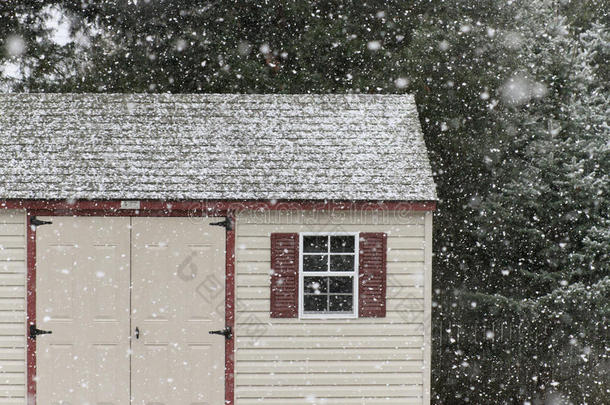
top-left (439, 5), bottom-right (609, 402)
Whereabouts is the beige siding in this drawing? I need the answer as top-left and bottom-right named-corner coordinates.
top-left (0, 208), bottom-right (433, 404)
top-left (424, 212), bottom-right (433, 403)
top-left (0, 210), bottom-right (26, 404)
top-left (234, 210), bottom-right (432, 405)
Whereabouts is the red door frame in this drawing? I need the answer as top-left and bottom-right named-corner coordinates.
top-left (12, 198), bottom-right (436, 405)
top-left (25, 206), bottom-right (236, 405)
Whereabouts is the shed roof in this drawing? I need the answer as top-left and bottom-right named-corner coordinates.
top-left (0, 93), bottom-right (436, 201)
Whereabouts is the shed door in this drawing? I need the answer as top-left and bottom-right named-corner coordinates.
top-left (35, 217), bottom-right (226, 404)
top-left (36, 217), bottom-right (131, 403)
top-left (131, 217), bottom-right (226, 404)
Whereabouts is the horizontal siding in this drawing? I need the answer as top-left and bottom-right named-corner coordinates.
top-left (238, 372), bottom-right (422, 385)
top-left (237, 335), bottom-right (424, 349)
top-left (236, 385), bottom-right (422, 398)
top-left (236, 399), bottom-right (424, 405)
top-left (236, 348), bottom-right (424, 362)
top-left (236, 323), bottom-right (425, 337)
top-left (0, 210), bottom-right (26, 404)
top-left (234, 211), bottom-right (428, 405)
top-left (237, 360), bottom-right (424, 373)
top-left (238, 224), bottom-right (426, 237)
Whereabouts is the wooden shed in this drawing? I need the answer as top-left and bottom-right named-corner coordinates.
top-left (0, 94), bottom-right (437, 405)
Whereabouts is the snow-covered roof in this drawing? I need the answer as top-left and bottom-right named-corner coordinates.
top-left (0, 93), bottom-right (436, 201)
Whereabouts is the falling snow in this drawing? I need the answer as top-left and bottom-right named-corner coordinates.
top-left (0, 1), bottom-right (608, 404)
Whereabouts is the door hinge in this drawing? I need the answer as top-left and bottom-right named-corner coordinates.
top-left (29, 324), bottom-right (52, 340)
top-left (210, 217), bottom-right (233, 231)
top-left (209, 326), bottom-right (232, 340)
top-left (30, 217), bottom-right (52, 227)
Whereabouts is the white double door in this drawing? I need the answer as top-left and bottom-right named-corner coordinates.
top-left (35, 217), bottom-right (226, 404)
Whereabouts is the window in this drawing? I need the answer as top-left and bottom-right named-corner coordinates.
top-left (299, 233), bottom-right (359, 318)
top-left (270, 232), bottom-right (386, 319)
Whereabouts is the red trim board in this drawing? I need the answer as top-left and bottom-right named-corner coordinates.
top-left (2, 199), bottom-right (436, 212)
top-left (225, 210), bottom-right (236, 405)
top-left (26, 212), bottom-right (37, 402)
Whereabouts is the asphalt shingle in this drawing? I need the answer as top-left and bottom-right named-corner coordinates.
top-left (0, 93), bottom-right (437, 201)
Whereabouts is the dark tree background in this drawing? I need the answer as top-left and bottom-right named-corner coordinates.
top-left (1, 0), bottom-right (608, 403)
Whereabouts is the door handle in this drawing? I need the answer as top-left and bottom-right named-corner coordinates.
top-left (29, 324), bottom-right (52, 340)
top-left (135, 326), bottom-right (140, 339)
top-left (209, 326), bottom-right (232, 340)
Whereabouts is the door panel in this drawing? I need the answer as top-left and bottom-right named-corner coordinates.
top-left (35, 216), bottom-right (226, 404)
top-left (36, 217), bottom-right (131, 404)
top-left (131, 217), bottom-right (226, 405)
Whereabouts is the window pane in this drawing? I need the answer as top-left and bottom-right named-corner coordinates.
top-left (304, 295), bottom-right (327, 312)
top-left (303, 236), bottom-right (328, 253)
top-left (304, 277), bottom-right (328, 294)
top-left (303, 255), bottom-right (328, 272)
top-left (329, 277), bottom-right (353, 293)
top-left (329, 295), bottom-right (353, 312)
top-left (330, 255), bottom-right (354, 271)
top-left (330, 235), bottom-right (355, 253)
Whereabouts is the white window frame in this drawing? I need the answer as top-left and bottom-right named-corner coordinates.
top-left (298, 232), bottom-right (359, 319)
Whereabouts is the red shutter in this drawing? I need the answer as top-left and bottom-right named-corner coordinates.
top-left (359, 232), bottom-right (387, 317)
top-left (270, 233), bottom-right (299, 318)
